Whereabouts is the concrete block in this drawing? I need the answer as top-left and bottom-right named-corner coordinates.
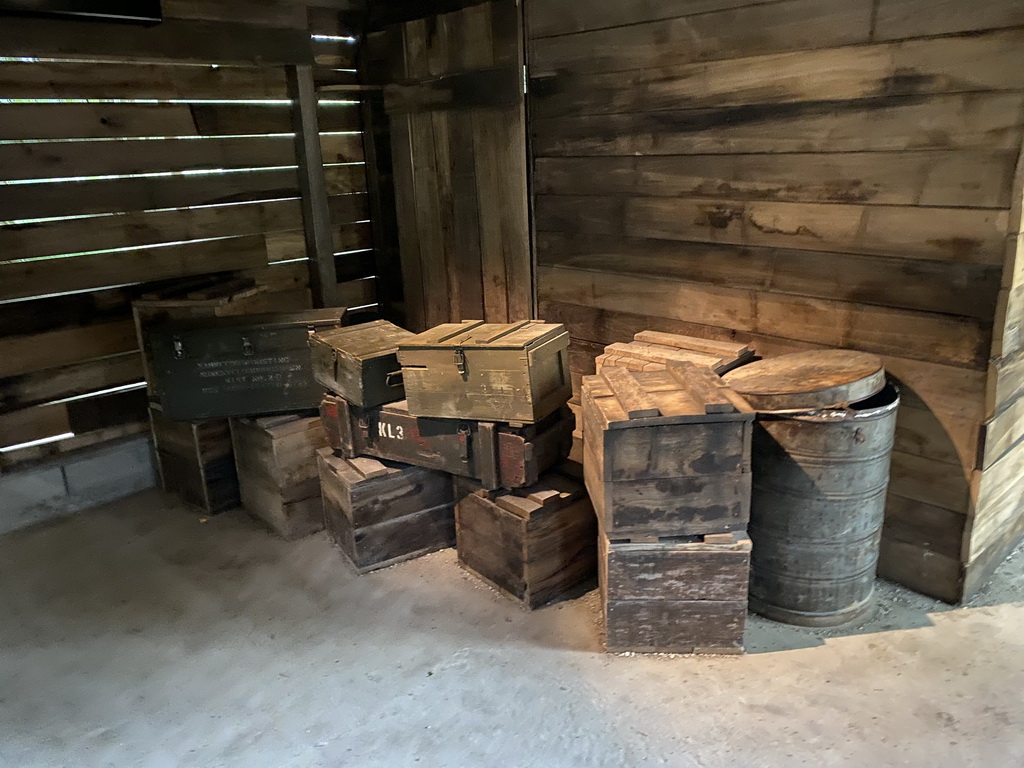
top-left (63, 436), bottom-right (156, 511)
top-left (0, 436), bottom-right (156, 536)
top-left (0, 465), bottom-right (68, 536)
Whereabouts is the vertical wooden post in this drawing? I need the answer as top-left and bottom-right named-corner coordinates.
top-left (287, 64), bottom-right (339, 308)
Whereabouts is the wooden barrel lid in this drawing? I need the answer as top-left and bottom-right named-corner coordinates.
top-left (722, 350), bottom-right (885, 411)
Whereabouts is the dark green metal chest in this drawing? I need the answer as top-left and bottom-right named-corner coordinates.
top-left (150, 309), bottom-right (346, 421)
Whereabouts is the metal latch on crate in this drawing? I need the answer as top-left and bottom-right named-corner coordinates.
top-left (454, 347), bottom-right (467, 377)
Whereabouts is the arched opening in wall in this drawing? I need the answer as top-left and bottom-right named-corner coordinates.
top-left (880, 376), bottom-right (971, 604)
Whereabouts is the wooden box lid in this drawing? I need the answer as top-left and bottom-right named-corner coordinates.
top-left (317, 448), bottom-right (412, 486)
top-left (398, 320), bottom-right (567, 351)
top-left (722, 350), bottom-right (885, 411)
top-left (583, 363), bottom-right (754, 429)
top-left (310, 320), bottom-right (414, 362)
top-left (469, 470), bottom-right (586, 519)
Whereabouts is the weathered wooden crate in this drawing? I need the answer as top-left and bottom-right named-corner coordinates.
top-left (583, 363), bottom-right (754, 539)
top-left (309, 320), bottom-right (414, 407)
top-left (397, 320), bottom-right (572, 424)
top-left (230, 414), bottom-right (329, 541)
top-left (596, 331), bottom-right (754, 376)
top-left (455, 468), bottom-right (597, 609)
top-left (319, 396), bottom-right (573, 490)
top-left (318, 450), bottom-right (455, 574)
top-left (149, 403), bottom-right (239, 515)
top-left (601, 531), bottom-right (752, 654)
top-left (149, 309), bottom-right (346, 421)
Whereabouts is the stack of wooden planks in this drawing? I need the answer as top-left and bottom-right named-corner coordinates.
top-left (527, 0), bottom-right (1024, 603)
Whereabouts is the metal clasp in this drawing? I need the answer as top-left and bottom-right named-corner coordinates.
top-left (172, 337), bottom-right (184, 360)
top-left (242, 337), bottom-right (255, 357)
top-left (454, 347), bottom-right (467, 377)
top-left (457, 424), bottom-right (471, 463)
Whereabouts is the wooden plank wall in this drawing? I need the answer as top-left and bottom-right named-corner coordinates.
top-left (526, 0), bottom-right (1024, 602)
top-left (0, 2), bottom-right (380, 470)
top-left (364, 0), bottom-right (532, 331)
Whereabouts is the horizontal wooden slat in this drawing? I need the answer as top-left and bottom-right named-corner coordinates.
top-left (527, 0), bottom-right (781, 38)
top-left (531, 29), bottom-right (1024, 118)
top-left (979, 392), bottom-right (1024, 469)
top-left (530, 0), bottom-right (873, 75)
top-left (877, 537), bottom-right (963, 603)
top-left (193, 102), bottom-right (362, 135)
top-left (883, 493), bottom-right (967, 560)
top-left (313, 38), bottom-right (357, 69)
top-left (538, 266), bottom-right (989, 369)
top-left (536, 232), bottom-right (1001, 320)
top-left (0, 194), bottom-right (367, 261)
top-left (0, 17), bottom-right (313, 66)
top-left (0, 235), bottom-right (270, 302)
top-left (536, 195), bottom-right (1009, 265)
top-left (163, 0), bottom-right (310, 29)
top-left (0, 385), bottom-right (148, 447)
top-left (969, 440), bottom-right (1024, 558)
top-left (0, 60), bottom-right (288, 100)
top-left (0, 133), bottom-right (364, 183)
top-left (531, 92), bottom-right (1024, 157)
top-left (888, 450), bottom-right (973, 512)
top-left (535, 151), bottom-right (1015, 209)
top-left (895, 404), bottom-right (964, 467)
top-left (1, 102), bottom-right (361, 141)
top-left (875, 0), bottom-right (1024, 41)
top-left (264, 222), bottom-right (373, 262)
top-left (337, 276), bottom-right (378, 307)
top-left (0, 164), bottom-right (366, 221)
top-left (0, 352), bottom-right (144, 414)
top-left (0, 320), bottom-right (138, 379)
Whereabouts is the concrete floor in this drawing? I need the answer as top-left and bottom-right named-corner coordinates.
top-left (2, 490), bottom-right (1023, 768)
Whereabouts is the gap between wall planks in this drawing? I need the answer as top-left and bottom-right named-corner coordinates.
top-left (526, 0), bottom-right (1024, 602)
top-left (0, 2), bottom-right (376, 459)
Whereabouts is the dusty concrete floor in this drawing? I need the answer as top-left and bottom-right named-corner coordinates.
top-left (2, 489), bottom-right (1023, 768)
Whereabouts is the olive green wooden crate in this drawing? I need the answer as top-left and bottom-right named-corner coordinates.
top-left (309, 320), bottom-right (414, 408)
top-left (397, 320), bottom-right (572, 424)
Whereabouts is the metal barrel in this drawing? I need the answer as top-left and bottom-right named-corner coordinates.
top-left (747, 383), bottom-right (900, 627)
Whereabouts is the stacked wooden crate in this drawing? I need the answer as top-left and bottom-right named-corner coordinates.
top-left (312, 319), bottom-right (458, 572)
top-left (313, 319), bottom-right (589, 598)
top-left (133, 275), bottom-right (312, 514)
top-left (230, 414), bottom-right (329, 541)
top-left (583, 361), bottom-right (755, 654)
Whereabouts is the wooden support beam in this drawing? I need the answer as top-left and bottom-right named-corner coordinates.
top-left (288, 65), bottom-right (340, 308)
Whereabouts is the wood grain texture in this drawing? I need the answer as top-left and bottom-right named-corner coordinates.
top-left (532, 93), bottom-right (1024, 157)
top-left (540, 267), bottom-right (989, 369)
top-left (0, 235), bottom-right (269, 302)
top-left (534, 151), bottom-right (1016, 209)
top-left (0, 133), bottom-right (364, 184)
top-left (531, 0), bottom-right (873, 75)
top-left (537, 232), bottom-right (1000, 320)
top-left (532, 29), bottom-right (1024, 118)
top-left (527, 0), bottom-right (782, 38)
top-left (0, 164), bottom-right (365, 221)
top-left (874, 0), bottom-right (1024, 41)
top-left (0, 16), bottom-right (314, 66)
top-left (536, 195), bottom-right (1009, 267)
top-left (0, 59), bottom-right (289, 100)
